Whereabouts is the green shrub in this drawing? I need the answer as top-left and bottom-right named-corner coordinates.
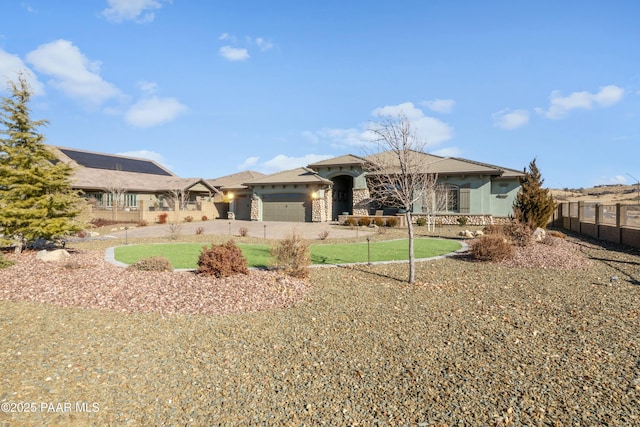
top-left (374, 217), bottom-right (385, 227)
top-left (197, 240), bottom-right (248, 277)
top-left (457, 216), bottom-right (468, 226)
top-left (358, 217), bottom-right (371, 227)
top-left (128, 256), bottom-right (173, 272)
top-left (416, 217), bottom-right (427, 226)
top-left (0, 253), bottom-right (14, 269)
top-left (271, 232), bottom-right (310, 278)
top-left (386, 217), bottom-right (398, 227)
top-left (470, 234), bottom-right (514, 261)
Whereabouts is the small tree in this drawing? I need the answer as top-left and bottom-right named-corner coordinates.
top-left (365, 112), bottom-right (439, 284)
top-left (513, 158), bottom-right (556, 228)
top-left (0, 74), bottom-right (83, 250)
top-left (166, 188), bottom-right (190, 211)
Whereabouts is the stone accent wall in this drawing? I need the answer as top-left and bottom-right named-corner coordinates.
top-left (311, 198), bottom-right (326, 222)
top-left (412, 214), bottom-right (511, 226)
top-left (325, 188), bottom-right (333, 222)
top-left (352, 188), bottom-right (370, 216)
top-left (250, 197), bottom-right (260, 221)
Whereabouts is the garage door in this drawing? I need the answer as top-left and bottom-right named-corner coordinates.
top-left (262, 194), bottom-right (309, 222)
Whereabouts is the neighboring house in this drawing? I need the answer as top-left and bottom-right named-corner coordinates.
top-left (53, 145), bottom-right (523, 225)
top-left (51, 146), bottom-right (221, 223)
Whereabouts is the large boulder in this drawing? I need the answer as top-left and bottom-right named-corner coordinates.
top-left (36, 249), bottom-right (71, 262)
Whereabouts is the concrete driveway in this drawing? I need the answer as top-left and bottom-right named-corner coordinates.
top-left (105, 220), bottom-right (375, 240)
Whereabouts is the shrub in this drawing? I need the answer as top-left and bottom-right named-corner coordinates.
top-left (197, 240), bottom-right (248, 277)
top-left (239, 226), bottom-right (249, 237)
top-left (386, 217), bottom-right (398, 227)
top-left (503, 218), bottom-right (533, 247)
top-left (184, 216), bottom-right (194, 222)
top-left (358, 217), bottom-right (371, 227)
top-left (167, 222), bottom-right (182, 240)
top-left (0, 253), bottom-right (14, 269)
top-left (271, 232), bottom-right (310, 278)
top-left (157, 213), bottom-right (168, 224)
top-left (201, 215), bottom-right (208, 222)
top-left (128, 256), bottom-right (173, 272)
top-left (457, 216), bottom-right (468, 226)
top-left (344, 217), bottom-right (357, 227)
top-left (548, 230), bottom-right (566, 239)
top-left (374, 217), bottom-right (385, 227)
top-left (318, 230), bottom-right (330, 240)
top-left (138, 219), bottom-right (148, 227)
top-left (470, 234), bottom-right (514, 261)
top-left (416, 217), bottom-right (427, 226)
top-left (195, 226), bottom-right (205, 235)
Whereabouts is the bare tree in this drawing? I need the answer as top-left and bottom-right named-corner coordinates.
top-left (105, 179), bottom-right (128, 221)
top-left (421, 182), bottom-right (448, 232)
top-left (166, 188), bottom-right (190, 211)
top-left (365, 112), bottom-right (439, 284)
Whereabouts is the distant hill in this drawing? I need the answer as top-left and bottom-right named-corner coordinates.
top-left (551, 184), bottom-right (640, 204)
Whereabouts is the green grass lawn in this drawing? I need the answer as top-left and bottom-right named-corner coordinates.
top-left (114, 239), bottom-right (462, 269)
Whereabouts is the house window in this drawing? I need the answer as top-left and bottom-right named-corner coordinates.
top-left (125, 193), bottom-right (137, 208)
top-left (420, 184), bottom-right (459, 213)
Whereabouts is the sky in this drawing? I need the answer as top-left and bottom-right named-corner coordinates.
top-left (1, 0), bottom-right (639, 189)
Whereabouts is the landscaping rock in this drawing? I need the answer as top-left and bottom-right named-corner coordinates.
top-left (35, 249), bottom-right (71, 262)
top-left (532, 227), bottom-right (546, 241)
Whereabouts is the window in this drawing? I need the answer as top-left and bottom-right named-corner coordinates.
top-left (421, 184), bottom-right (459, 213)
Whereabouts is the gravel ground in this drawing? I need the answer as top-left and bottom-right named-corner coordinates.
top-left (0, 230), bottom-right (639, 426)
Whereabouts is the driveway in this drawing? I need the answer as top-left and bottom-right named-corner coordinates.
top-left (105, 220), bottom-right (375, 240)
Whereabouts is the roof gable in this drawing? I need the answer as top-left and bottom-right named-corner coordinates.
top-left (244, 167), bottom-right (332, 186)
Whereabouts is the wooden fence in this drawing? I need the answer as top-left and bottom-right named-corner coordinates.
top-left (550, 201), bottom-right (640, 248)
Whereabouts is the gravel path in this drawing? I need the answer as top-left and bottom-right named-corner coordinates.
top-left (1, 233), bottom-right (639, 425)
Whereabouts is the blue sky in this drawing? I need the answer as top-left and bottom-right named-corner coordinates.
top-left (1, 1), bottom-right (638, 189)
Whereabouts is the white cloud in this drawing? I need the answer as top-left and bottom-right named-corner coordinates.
top-left (255, 37), bottom-right (273, 51)
top-left (492, 108), bottom-right (530, 130)
top-left (432, 146), bottom-right (462, 157)
top-left (536, 85), bottom-right (625, 119)
top-left (421, 99), bottom-right (455, 114)
top-left (125, 96), bottom-right (187, 127)
top-left (117, 149), bottom-right (172, 169)
top-left (238, 156), bottom-right (259, 170)
top-left (594, 175), bottom-right (627, 186)
top-left (26, 39), bottom-right (121, 106)
top-left (246, 154), bottom-right (334, 174)
top-left (372, 102), bottom-right (454, 145)
top-left (137, 80), bottom-right (158, 95)
top-left (0, 49), bottom-right (44, 95)
top-left (102, 0), bottom-right (170, 23)
top-left (219, 46), bottom-right (250, 62)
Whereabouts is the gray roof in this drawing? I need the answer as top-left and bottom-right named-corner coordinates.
top-left (244, 167), bottom-right (332, 186)
top-left (307, 154), bottom-right (368, 168)
top-left (207, 170), bottom-right (266, 190)
top-left (50, 146), bottom-right (217, 193)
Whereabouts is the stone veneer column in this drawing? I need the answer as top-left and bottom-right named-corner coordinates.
top-left (250, 196), bottom-right (260, 221)
top-left (352, 188), bottom-right (370, 216)
top-left (312, 197), bottom-right (326, 222)
top-left (325, 188), bottom-right (333, 222)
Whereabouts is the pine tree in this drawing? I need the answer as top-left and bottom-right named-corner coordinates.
top-left (513, 158), bottom-right (556, 228)
top-left (0, 74), bottom-right (83, 249)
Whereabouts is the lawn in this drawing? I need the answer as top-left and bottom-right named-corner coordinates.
top-left (114, 238), bottom-right (462, 269)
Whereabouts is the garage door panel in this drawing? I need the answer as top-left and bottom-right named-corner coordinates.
top-left (262, 194), bottom-right (309, 222)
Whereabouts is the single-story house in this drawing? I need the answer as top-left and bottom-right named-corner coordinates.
top-left (226, 152), bottom-right (524, 225)
top-left (51, 146), bottom-right (222, 223)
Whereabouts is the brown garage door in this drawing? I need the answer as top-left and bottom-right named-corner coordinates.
top-left (262, 194), bottom-right (309, 222)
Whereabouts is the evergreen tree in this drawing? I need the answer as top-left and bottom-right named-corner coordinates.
top-left (513, 158), bottom-right (556, 228)
top-left (0, 74), bottom-right (83, 248)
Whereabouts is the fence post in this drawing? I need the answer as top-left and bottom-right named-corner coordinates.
top-left (594, 203), bottom-right (600, 239)
top-left (616, 203), bottom-right (623, 244)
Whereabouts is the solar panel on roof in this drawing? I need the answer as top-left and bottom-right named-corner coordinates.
top-left (60, 149), bottom-right (172, 176)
